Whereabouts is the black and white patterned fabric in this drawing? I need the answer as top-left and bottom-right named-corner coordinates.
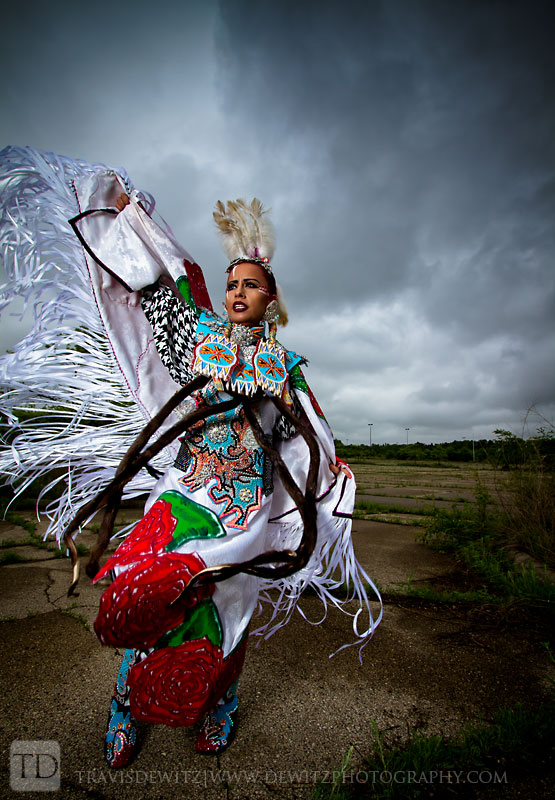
top-left (141, 282), bottom-right (198, 385)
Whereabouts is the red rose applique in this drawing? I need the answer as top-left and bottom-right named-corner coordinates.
top-left (94, 552), bottom-right (213, 649)
top-left (128, 638), bottom-right (223, 726)
top-left (206, 634), bottom-right (248, 711)
top-left (94, 498), bottom-right (177, 582)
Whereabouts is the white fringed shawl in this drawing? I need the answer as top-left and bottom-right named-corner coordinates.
top-left (0, 146), bottom-right (382, 655)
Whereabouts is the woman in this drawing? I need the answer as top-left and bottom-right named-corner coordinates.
top-left (90, 193), bottom-right (360, 766)
top-left (0, 148), bottom-right (381, 770)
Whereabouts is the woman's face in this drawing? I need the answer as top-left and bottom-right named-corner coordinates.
top-left (225, 262), bottom-right (274, 325)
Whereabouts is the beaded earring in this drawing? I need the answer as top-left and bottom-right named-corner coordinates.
top-left (263, 299), bottom-right (279, 341)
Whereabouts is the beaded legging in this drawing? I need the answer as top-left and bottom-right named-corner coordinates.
top-left (105, 649), bottom-right (240, 765)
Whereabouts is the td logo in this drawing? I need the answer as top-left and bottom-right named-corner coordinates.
top-left (10, 741), bottom-right (61, 792)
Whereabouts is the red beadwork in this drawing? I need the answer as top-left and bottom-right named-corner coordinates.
top-left (94, 498), bottom-right (177, 582)
top-left (127, 638), bottom-right (223, 727)
top-left (94, 552), bottom-right (212, 649)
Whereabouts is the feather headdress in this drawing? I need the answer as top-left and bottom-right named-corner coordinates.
top-left (214, 198), bottom-right (288, 327)
top-left (213, 198), bottom-right (275, 266)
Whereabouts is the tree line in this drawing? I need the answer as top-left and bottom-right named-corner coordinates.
top-left (334, 430), bottom-right (555, 467)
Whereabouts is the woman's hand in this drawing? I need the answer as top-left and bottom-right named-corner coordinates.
top-left (115, 192), bottom-right (130, 212)
top-left (329, 460), bottom-right (352, 479)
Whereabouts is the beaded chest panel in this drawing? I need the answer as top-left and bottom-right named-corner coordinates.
top-left (175, 403), bottom-right (271, 530)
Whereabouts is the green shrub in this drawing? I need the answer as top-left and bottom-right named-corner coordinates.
top-left (493, 429), bottom-right (555, 569)
top-left (419, 476), bottom-right (555, 609)
top-left (419, 486), bottom-right (496, 553)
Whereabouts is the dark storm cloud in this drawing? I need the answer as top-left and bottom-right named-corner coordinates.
top-left (1, 0), bottom-right (553, 442)
top-left (1, 0), bottom-right (216, 157)
top-left (0, 0), bottom-right (230, 302)
top-left (209, 0), bottom-right (555, 439)
top-left (214, 0), bottom-right (554, 323)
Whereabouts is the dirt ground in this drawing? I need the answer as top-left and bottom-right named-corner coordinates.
top-left (0, 462), bottom-right (553, 799)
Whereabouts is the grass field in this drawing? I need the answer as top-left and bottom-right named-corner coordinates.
top-left (353, 459), bottom-right (496, 498)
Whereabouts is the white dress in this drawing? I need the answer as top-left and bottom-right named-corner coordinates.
top-left (0, 146), bottom-right (382, 727)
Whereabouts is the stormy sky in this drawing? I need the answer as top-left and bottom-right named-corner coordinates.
top-left (1, 0), bottom-right (554, 444)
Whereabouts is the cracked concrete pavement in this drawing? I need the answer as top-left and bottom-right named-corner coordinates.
top-left (1, 508), bottom-right (553, 799)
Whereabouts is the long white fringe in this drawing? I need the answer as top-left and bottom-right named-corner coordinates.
top-left (254, 511), bottom-right (383, 660)
top-left (0, 146), bottom-right (161, 542)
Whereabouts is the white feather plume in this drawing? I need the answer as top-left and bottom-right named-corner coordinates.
top-left (213, 198), bottom-right (275, 262)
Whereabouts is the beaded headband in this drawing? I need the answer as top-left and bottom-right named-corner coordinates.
top-left (226, 254), bottom-right (273, 275)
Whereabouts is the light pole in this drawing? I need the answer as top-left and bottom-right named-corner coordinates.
top-left (405, 427), bottom-right (410, 445)
top-left (463, 436), bottom-right (476, 462)
top-left (368, 423), bottom-right (373, 447)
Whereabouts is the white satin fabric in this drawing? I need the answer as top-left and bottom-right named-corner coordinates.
top-left (72, 175), bottom-right (189, 452)
top-left (71, 171), bottom-right (382, 657)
